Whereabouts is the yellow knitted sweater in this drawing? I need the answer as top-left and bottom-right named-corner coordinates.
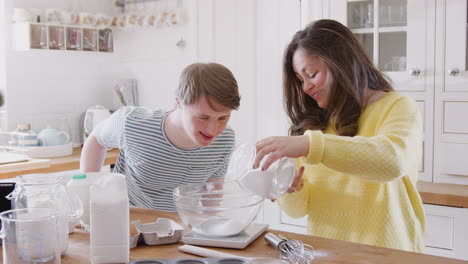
top-left (277, 92), bottom-right (425, 252)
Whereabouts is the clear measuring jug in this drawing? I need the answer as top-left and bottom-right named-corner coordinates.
top-left (0, 208), bottom-right (60, 264)
top-left (6, 173), bottom-right (83, 255)
top-left (225, 144), bottom-right (296, 200)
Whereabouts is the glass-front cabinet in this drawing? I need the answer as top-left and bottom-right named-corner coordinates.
top-left (434, 0), bottom-right (468, 185)
top-left (325, 0), bottom-right (432, 181)
top-left (329, 0), bottom-right (427, 92)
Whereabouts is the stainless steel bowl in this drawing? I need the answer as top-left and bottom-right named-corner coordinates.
top-left (173, 181), bottom-right (263, 237)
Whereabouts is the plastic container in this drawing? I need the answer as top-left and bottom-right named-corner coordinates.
top-left (132, 218), bottom-right (184, 246)
top-left (90, 173), bottom-right (129, 264)
top-left (66, 173), bottom-right (91, 225)
top-left (226, 144), bottom-right (296, 199)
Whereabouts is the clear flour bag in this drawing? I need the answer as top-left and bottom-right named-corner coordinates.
top-left (225, 144), bottom-right (296, 200)
top-left (90, 173), bottom-right (129, 264)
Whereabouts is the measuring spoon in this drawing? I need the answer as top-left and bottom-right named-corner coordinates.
top-left (179, 245), bottom-right (282, 264)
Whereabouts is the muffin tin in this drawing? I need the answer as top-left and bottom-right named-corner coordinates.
top-left (130, 218), bottom-right (184, 248)
top-left (130, 258), bottom-right (251, 264)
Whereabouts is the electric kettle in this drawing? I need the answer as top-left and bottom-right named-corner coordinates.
top-left (83, 105), bottom-right (111, 144)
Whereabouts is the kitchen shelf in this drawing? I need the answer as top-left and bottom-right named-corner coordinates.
top-left (12, 22), bottom-right (113, 52)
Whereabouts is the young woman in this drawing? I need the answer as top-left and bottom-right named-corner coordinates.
top-left (254, 19), bottom-right (425, 252)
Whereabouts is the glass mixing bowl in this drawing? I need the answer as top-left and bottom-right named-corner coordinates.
top-left (173, 181), bottom-right (263, 237)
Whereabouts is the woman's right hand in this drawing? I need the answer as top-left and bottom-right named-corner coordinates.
top-left (254, 135), bottom-right (309, 171)
top-left (271, 166), bottom-right (304, 202)
top-left (288, 166), bottom-right (305, 193)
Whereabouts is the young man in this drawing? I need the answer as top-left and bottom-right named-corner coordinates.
top-left (80, 63), bottom-right (240, 211)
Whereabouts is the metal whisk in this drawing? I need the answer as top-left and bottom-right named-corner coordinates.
top-left (264, 233), bottom-right (314, 264)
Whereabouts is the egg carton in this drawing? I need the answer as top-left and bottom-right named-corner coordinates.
top-left (130, 258), bottom-right (251, 264)
top-left (130, 218), bottom-right (184, 248)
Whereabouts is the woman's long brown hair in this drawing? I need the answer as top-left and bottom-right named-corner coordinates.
top-left (283, 19), bottom-right (393, 136)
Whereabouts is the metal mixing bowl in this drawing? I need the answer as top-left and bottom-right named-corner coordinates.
top-left (173, 181), bottom-right (263, 237)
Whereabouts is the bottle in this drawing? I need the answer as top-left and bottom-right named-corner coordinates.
top-left (90, 173), bottom-right (129, 264)
top-left (66, 173), bottom-right (91, 225)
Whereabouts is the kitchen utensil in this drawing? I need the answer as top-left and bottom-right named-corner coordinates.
top-left (179, 245), bottom-right (282, 264)
top-left (226, 144), bottom-right (296, 199)
top-left (83, 105), bottom-right (111, 143)
top-left (0, 208), bottom-right (60, 263)
top-left (132, 217), bottom-right (184, 245)
top-left (17, 133), bottom-right (39, 147)
top-left (182, 222), bottom-right (268, 249)
top-left (173, 181), bottom-right (263, 237)
top-left (131, 258), bottom-right (252, 264)
top-left (264, 233), bottom-right (314, 264)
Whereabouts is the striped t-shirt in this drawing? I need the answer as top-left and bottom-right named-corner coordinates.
top-left (96, 106), bottom-right (235, 211)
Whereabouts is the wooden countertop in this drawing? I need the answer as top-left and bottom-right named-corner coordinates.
top-left (0, 147), bottom-right (119, 179)
top-left (2, 207), bottom-right (465, 264)
top-left (1, 147), bottom-right (468, 208)
top-left (417, 181), bottom-right (468, 208)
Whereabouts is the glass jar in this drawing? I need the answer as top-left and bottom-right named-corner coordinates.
top-left (6, 173), bottom-right (82, 255)
top-left (226, 144), bottom-right (296, 200)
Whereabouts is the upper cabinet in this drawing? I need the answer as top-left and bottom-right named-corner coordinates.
top-left (443, 0), bottom-right (468, 92)
top-left (328, 0), bottom-right (428, 92)
top-left (318, 0), bottom-right (433, 182)
top-left (303, 0), bottom-right (468, 184)
top-left (433, 0), bottom-right (468, 185)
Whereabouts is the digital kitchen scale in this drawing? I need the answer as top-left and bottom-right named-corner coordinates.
top-left (182, 223), bottom-right (268, 249)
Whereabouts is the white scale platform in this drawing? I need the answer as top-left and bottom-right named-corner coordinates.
top-left (182, 223), bottom-right (269, 249)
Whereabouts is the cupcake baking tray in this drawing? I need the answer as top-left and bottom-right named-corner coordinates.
top-left (130, 258), bottom-right (251, 264)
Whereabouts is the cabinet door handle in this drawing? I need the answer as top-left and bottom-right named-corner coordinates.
top-left (448, 68), bottom-right (460, 76)
top-left (409, 68), bottom-right (421, 76)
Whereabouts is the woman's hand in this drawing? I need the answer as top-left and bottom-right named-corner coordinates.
top-left (254, 135), bottom-right (309, 171)
top-left (270, 166), bottom-right (305, 202)
top-left (288, 166), bottom-right (305, 193)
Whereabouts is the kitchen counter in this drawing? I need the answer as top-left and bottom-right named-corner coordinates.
top-left (1, 207), bottom-right (465, 264)
top-left (417, 181), bottom-right (468, 208)
top-left (0, 147), bottom-right (119, 179)
top-left (1, 147), bottom-right (467, 208)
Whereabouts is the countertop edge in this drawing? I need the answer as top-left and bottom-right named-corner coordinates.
top-left (1, 148), bottom-right (468, 208)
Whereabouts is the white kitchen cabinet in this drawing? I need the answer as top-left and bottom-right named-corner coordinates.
top-left (304, 0), bottom-right (468, 184)
top-left (423, 204), bottom-right (468, 260)
top-left (304, 0), bottom-right (434, 182)
top-left (265, 203), bottom-right (468, 260)
top-left (256, 0), bottom-right (468, 261)
top-left (433, 0), bottom-right (468, 184)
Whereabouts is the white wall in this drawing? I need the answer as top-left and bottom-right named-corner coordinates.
top-left (195, 0), bottom-right (257, 145)
top-left (2, 0), bottom-right (197, 145)
top-left (3, 0), bottom-right (121, 144)
top-left (112, 0), bottom-right (197, 111)
top-left (2, 0), bottom-right (291, 147)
